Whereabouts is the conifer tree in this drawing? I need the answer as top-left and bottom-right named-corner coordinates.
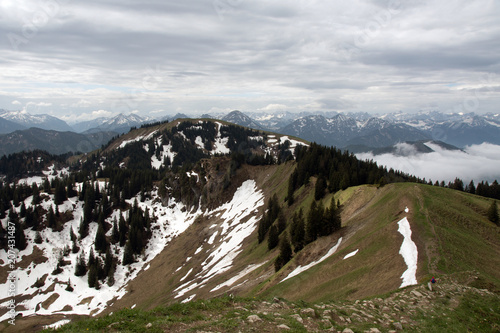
top-left (32, 183), bottom-right (40, 205)
top-left (72, 239), bottom-right (80, 254)
top-left (34, 231), bottom-right (43, 244)
top-left (306, 201), bottom-right (322, 243)
top-left (20, 202), bottom-right (26, 218)
top-left (268, 224), bottom-right (279, 250)
top-left (107, 265), bottom-right (116, 287)
top-left (123, 241), bottom-right (134, 265)
top-left (88, 248), bottom-right (95, 268)
top-left (277, 211), bottom-right (287, 234)
top-left (104, 247), bottom-right (113, 277)
top-left (112, 218), bottom-right (120, 243)
top-left (69, 227), bottom-right (77, 242)
top-left (79, 217), bottom-right (88, 240)
top-left (275, 234), bottom-right (292, 272)
top-left (74, 253), bottom-right (87, 276)
top-left (14, 220), bottom-right (27, 251)
top-left (87, 263), bottom-right (98, 288)
top-left (47, 206), bottom-right (56, 230)
top-left (291, 209), bottom-right (305, 252)
top-left (488, 200), bottom-right (499, 225)
top-left (257, 212), bottom-right (269, 244)
top-left (315, 175), bottom-right (327, 200)
top-left (94, 223), bottom-right (107, 253)
top-left (54, 181), bottom-right (67, 205)
top-left (119, 214), bottom-right (128, 247)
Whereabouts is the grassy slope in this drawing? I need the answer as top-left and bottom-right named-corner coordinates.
top-left (254, 182), bottom-right (500, 302)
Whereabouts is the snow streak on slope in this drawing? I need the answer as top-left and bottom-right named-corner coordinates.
top-left (397, 208), bottom-right (418, 288)
top-left (343, 249), bottom-right (359, 260)
top-left (210, 262), bottom-right (266, 292)
top-left (281, 237), bottom-right (342, 282)
top-left (174, 180), bottom-right (264, 301)
top-left (213, 122), bottom-right (230, 155)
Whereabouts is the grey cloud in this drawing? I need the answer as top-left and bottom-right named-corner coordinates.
top-left (1, 0), bottom-right (500, 117)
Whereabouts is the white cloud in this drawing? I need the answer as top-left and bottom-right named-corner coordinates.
top-left (259, 104), bottom-right (287, 111)
top-left (11, 100), bottom-right (21, 105)
top-left (357, 142), bottom-right (500, 183)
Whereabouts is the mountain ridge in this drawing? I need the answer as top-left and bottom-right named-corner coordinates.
top-left (0, 119), bottom-right (499, 332)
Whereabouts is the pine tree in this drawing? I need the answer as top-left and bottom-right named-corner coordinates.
top-left (34, 231), bottom-right (43, 244)
top-left (306, 201), bottom-right (322, 244)
top-left (66, 278), bottom-right (74, 292)
top-left (79, 217), bottom-right (88, 240)
top-left (74, 253), bottom-right (87, 276)
top-left (20, 202), bottom-right (26, 218)
top-left (291, 209), bottom-right (305, 253)
top-left (54, 181), bottom-right (67, 205)
top-left (47, 206), bottom-right (56, 230)
top-left (72, 239), bottom-right (80, 254)
top-left (14, 220), bottom-right (27, 251)
top-left (94, 223), bottom-right (107, 253)
top-left (119, 214), bottom-right (127, 247)
top-left (488, 200), bottom-right (499, 225)
top-left (274, 234), bottom-right (292, 272)
top-left (88, 248), bottom-right (95, 268)
top-left (257, 212), bottom-right (269, 244)
top-left (69, 227), bottom-right (77, 242)
top-left (32, 183), bottom-right (40, 205)
top-left (267, 225), bottom-right (280, 250)
top-left (123, 241), bottom-right (134, 265)
top-left (112, 218), bottom-right (120, 243)
top-left (107, 265), bottom-right (116, 287)
top-left (277, 211), bottom-right (287, 234)
top-left (104, 247), bottom-right (113, 278)
top-left (87, 263), bottom-right (98, 288)
top-left (314, 175), bottom-right (327, 200)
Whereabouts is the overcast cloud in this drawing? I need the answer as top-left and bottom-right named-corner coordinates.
top-left (1, 0), bottom-right (500, 121)
top-left (357, 142), bottom-right (500, 183)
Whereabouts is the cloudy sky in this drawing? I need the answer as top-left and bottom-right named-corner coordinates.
top-left (1, 0), bottom-right (499, 122)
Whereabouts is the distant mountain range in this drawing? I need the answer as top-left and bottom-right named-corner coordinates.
top-left (0, 128), bottom-right (117, 156)
top-left (0, 109), bottom-right (73, 132)
top-left (1, 108), bottom-right (499, 156)
top-left (278, 112), bottom-right (500, 149)
top-left (73, 113), bottom-right (152, 134)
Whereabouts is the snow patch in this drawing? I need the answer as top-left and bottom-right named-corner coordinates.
top-left (42, 319), bottom-right (71, 330)
top-left (210, 262), bottom-right (266, 292)
top-left (281, 237), bottom-right (342, 282)
top-left (343, 249), bottom-right (359, 260)
top-left (397, 217), bottom-right (418, 288)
